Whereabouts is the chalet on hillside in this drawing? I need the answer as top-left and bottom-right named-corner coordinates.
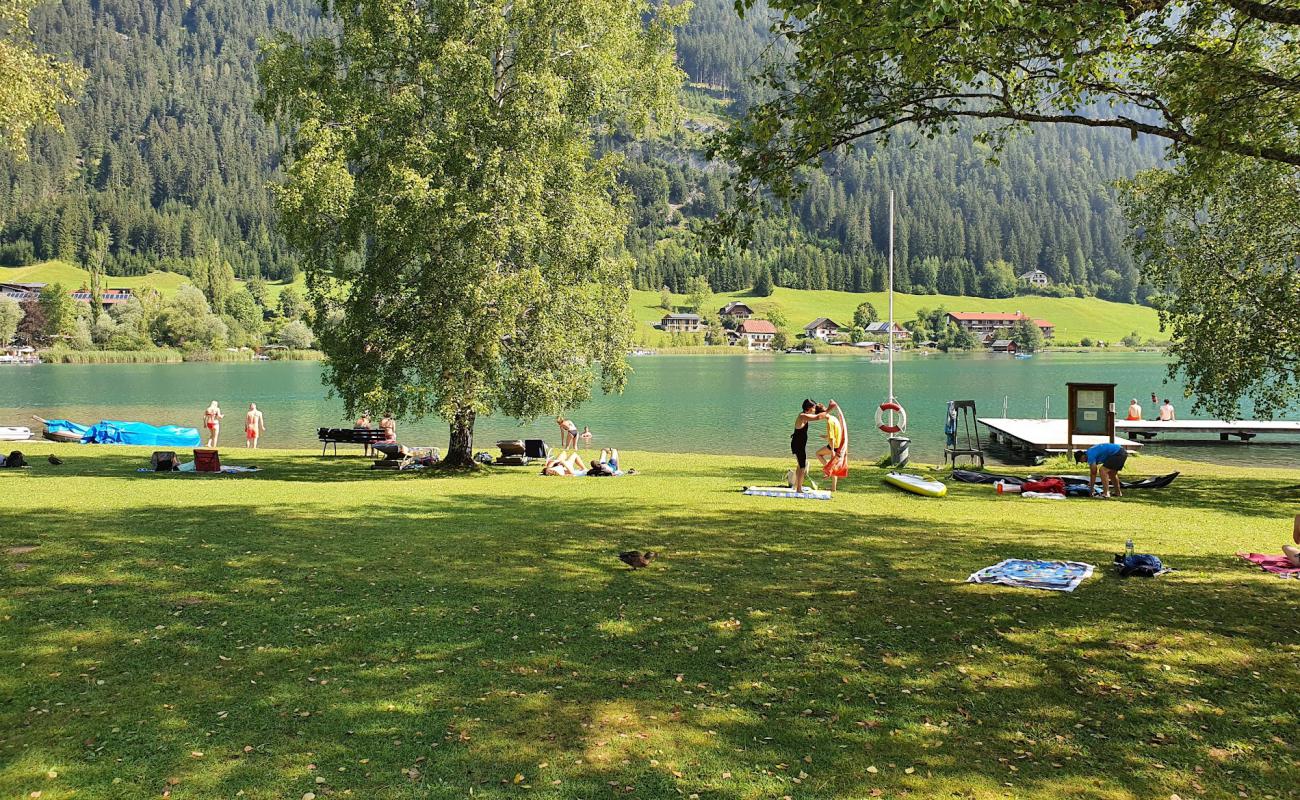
top-left (1018, 269), bottom-right (1050, 287)
top-left (719, 301), bottom-right (755, 319)
top-left (737, 319), bottom-right (777, 350)
top-left (863, 320), bottom-right (910, 340)
top-left (947, 311), bottom-right (1055, 339)
top-left (803, 317), bottom-right (844, 340)
top-left (660, 313), bottom-right (703, 333)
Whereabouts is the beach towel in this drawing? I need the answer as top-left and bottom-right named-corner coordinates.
top-left (1021, 491), bottom-right (1067, 500)
top-left (967, 559), bottom-right (1095, 592)
top-left (743, 486), bottom-right (833, 500)
top-left (1236, 552), bottom-right (1300, 579)
top-left (136, 465), bottom-right (261, 475)
top-left (823, 408), bottom-right (849, 480)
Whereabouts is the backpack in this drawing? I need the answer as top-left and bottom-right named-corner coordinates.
top-left (151, 451), bottom-right (179, 472)
top-left (1114, 553), bottom-right (1164, 577)
top-left (2, 450), bottom-right (26, 468)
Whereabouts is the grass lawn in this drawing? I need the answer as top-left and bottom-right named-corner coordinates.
top-left (1, 261), bottom-right (304, 303)
top-left (2, 445), bottom-right (1297, 799)
top-left (632, 288), bottom-right (1163, 344)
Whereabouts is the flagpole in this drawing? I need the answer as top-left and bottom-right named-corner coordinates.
top-left (888, 190), bottom-right (895, 404)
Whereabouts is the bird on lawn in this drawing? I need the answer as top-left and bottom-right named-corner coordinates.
top-left (618, 550), bottom-right (657, 570)
top-left (47, 454), bottom-right (63, 466)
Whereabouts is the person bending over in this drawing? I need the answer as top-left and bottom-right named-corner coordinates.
top-left (792, 399), bottom-right (835, 493)
top-left (1074, 442), bottom-right (1128, 498)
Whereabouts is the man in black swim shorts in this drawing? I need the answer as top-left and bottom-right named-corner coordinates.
top-left (791, 398), bottom-right (835, 493)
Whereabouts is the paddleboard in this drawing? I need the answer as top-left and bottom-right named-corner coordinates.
top-left (743, 486), bottom-right (833, 501)
top-left (883, 472), bottom-right (947, 497)
top-left (0, 426), bottom-right (33, 442)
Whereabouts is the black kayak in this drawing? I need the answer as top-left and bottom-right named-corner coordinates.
top-left (950, 469), bottom-right (1180, 490)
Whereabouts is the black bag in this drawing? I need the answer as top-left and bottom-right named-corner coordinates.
top-left (3, 450), bottom-right (27, 468)
top-left (151, 451), bottom-right (179, 472)
top-left (1114, 553), bottom-right (1165, 577)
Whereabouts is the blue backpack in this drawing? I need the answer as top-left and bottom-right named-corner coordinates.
top-left (1114, 553), bottom-right (1164, 577)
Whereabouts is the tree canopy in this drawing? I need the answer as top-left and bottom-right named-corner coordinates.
top-left (259, 0), bottom-right (685, 463)
top-left (0, 0), bottom-right (84, 155)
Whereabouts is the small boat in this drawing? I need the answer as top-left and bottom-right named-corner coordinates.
top-left (883, 472), bottom-right (948, 497)
top-left (1014, 353), bottom-right (1033, 360)
top-left (0, 426), bottom-right (33, 442)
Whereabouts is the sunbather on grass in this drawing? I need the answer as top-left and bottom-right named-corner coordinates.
top-left (543, 451), bottom-right (587, 476)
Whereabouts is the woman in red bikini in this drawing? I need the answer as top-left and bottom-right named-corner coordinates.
top-left (203, 401), bottom-right (224, 447)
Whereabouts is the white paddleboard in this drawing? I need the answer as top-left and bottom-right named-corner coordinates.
top-left (0, 426), bottom-right (33, 442)
top-left (883, 472), bottom-right (947, 497)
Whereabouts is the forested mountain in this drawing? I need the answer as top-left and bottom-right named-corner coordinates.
top-left (0, 0), bottom-right (1163, 302)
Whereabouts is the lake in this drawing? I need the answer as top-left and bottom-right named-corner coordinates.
top-left (1, 353), bottom-right (1296, 467)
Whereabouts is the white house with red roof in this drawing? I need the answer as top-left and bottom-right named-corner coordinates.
top-left (946, 311), bottom-right (1055, 339)
top-left (737, 319), bottom-right (777, 350)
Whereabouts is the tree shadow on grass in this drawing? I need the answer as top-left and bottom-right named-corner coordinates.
top-left (1, 493), bottom-right (1297, 799)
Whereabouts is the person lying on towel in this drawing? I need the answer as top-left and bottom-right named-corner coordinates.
top-left (543, 451), bottom-right (586, 476)
top-left (1074, 442), bottom-right (1128, 499)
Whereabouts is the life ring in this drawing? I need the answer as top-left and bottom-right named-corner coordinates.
top-left (876, 401), bottom-right (907, 434)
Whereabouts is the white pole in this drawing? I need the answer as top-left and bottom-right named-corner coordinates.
top-left (888, 190), bottom-right (895, 404)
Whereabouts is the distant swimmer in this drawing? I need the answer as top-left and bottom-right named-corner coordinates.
top-left (203, 401), bottom-right (224, 447)
top-left (245, 403), bottom-right (265, 449)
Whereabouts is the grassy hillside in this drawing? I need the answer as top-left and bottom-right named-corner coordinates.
top-left (633, 287), bottom-right (1163, 344)
top-left (1, 446), bottom-right (1297, 799)
top-left (0, 260), bottom-right (303, 301)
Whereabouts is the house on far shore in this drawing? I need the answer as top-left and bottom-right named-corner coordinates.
top-left (1018, 269), bottom-right (1050, 287)
top-left (990, 339), bottom-right (1018, 353)
top-left (947, 311), bottom-right (1055, 339)
top-left (863, 320), bottom-right (910, 341)
top-left (737, 319), bottom-right (777, 350)
top-left (660, 313), bottom-right (703, 333)
top-left (719, 301), bottom-right (755, 319)
top-left (71, 288), bottom-right (134, 309)
top-left (803, 317), bottom-right (844, 341)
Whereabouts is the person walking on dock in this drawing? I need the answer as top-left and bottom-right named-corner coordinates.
top-left (245, 403), bottom-right (265, 449)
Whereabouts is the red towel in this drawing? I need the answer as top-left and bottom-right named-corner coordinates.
top-left (1236, 552), bottom-right (1300, 578)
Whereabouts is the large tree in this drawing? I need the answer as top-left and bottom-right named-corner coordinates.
top-left (0, 0), bottom-right (84, 155)
top-left (260, 0), bottom-right (685, 464)
top-left (714, 0), bottom-right (1300, 413)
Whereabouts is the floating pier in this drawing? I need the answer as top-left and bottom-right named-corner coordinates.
top-left (1116, 419), bottom-right (1300, 442)
top-left (977, 418), bottom-right (1143, 464)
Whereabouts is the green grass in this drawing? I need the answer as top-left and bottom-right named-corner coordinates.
top-left (2, 446), bottom-right (1297, 799)
top-left (1, 261), bottom-right (191, 296)
top-left (634, 288), bottom-right (1164, 344)
top-left (2, 261), bottom-right (305, 303)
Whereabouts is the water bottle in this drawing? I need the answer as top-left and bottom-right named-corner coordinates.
top-left (1125, 538), bottom-right (1135, 558)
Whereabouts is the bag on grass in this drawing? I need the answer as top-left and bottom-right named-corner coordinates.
top-left (1022, 477), bottom-right (1066, 494)
top-left (2, 450), bottom-right (27, 468)
top-left (1114, 553), bottom-right (1165, 577)
top-left (151, 451), bottom-right (179, 472)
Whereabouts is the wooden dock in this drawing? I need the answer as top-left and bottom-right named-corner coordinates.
top-left (978, 418), bottom-right (1143, 464)
top-left (1116, 419), bottom-right (1300, 442)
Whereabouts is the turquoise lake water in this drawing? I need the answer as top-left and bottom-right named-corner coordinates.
top-left (1, 353), bottom-right (1296, 466)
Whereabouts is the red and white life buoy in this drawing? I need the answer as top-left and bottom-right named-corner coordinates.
top-left (876, 401), bottom-right (907, 434)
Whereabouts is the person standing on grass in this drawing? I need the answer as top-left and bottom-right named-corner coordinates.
top-left (791, 398), bottom-right (835, 493)
top-left (379, 413), bottom-right (397, 442)
top-left (1159, 399), bottom-right (1176, 421)
top-left (203, 401), bottom-right (224, 447)
top-left (245, 404), bottom-right (266, 449)
top-left (1074, 442), bottom-right (1128, 498)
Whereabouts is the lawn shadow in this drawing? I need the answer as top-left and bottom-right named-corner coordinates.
top-left (1, 491), bottom-right (1297, 799)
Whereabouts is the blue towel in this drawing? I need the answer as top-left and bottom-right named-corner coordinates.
top-left (967, 559), bottom-right (1095, 592)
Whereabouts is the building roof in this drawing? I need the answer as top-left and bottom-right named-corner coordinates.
top-left (947, 311), bottom-right (1054, 327)
top-left (1018, 269), bottom-right (1048, 278)
top-left (804, 317), bottom-right (843, 330)
top-left (991, 339), bottom-right (1016, 347)
top-left (662, 313), bottom-right (702, 321)
top-left (719, 301), bottom-right (754, 314)
top-left (739, 319), bottom-right (777, 334)
top-left (863, 321), bottom-right (903, 332)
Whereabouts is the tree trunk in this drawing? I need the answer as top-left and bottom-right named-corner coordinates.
top-left (444, 407), bottom-right (477, 467)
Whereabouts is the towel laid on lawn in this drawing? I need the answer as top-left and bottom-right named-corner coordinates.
top-left (967, 559), bottom-right (1095, 592)
top-left (1236, 552), bottom-right (1300, 579)
top-left (743, 486), bottom-right (833, 500)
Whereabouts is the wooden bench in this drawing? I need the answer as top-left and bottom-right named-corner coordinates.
top-left (317, 427), bottom-right (388, 455)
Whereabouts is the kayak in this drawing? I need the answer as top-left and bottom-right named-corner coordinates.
top-left (883, 472), bottom-right (948, 497)
top-left (0, 426), bottom-right (33, 441)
